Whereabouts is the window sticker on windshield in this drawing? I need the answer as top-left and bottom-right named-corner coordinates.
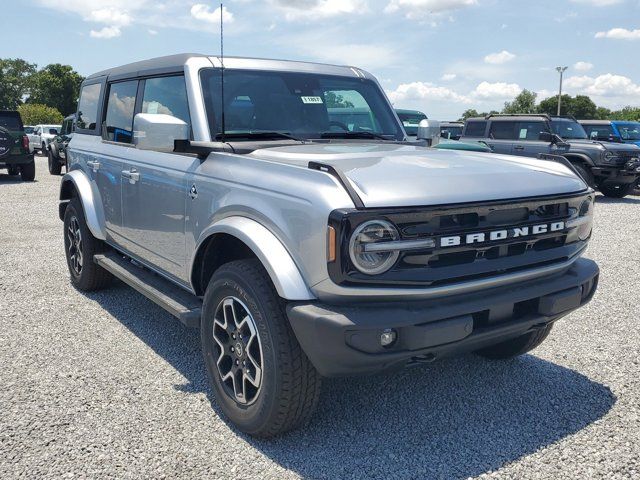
top-left (519, 128), bottom-right (527, 139)
top-left (300, 96), bottom-right (323, 104)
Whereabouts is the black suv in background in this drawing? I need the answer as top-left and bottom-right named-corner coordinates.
top-left (0, 110), bottom-right (35, 181)
top-left (47, 114), bottom-right (74, 175)
top-left (461, 114), bottom-right (640, 198)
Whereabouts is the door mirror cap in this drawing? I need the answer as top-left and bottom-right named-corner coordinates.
top-left (538, 131), bottom-right (553, 143)
top-left (416, 119), bottom-right (441, 146)
top-left (133, 113), bottom-right (189, 152)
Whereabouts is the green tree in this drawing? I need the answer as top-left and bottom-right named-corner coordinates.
top-left (459, 109), bottom-right (479, 120)
top-left (28, 64), bottom-right (84, 115)
top-left (0, 58), bottom-right (37, 109)
top-left (569, 95), bottom-right (597, 119)
top-left (502, 89), bottom-right (537, 114)
top-left (537, 95), bottom-right (573, 116)
top-left (17, 103), bottom-right (63, 125)
top-left (324, 91), bottom-right (354, 108)
top-left (596, 107), bottom-right (612, 119)
top-left (610, 106), bottom-right (640, 121)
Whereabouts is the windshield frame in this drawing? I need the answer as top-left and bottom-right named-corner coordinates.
top-left (550, 119), bottom-right (588, 140)
top-left (199, 68), bottom-right (405, 142)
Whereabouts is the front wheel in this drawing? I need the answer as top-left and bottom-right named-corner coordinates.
top-left (600, 182), bottom-right (633, 198)
top-left (19, 161), bottom-right (35, 181)
top-left (571, 162), bottom-right (595, 188)
top-left (201, 259), bottom-right (321, 437)
top-left (475, 324), bottom-right (553, 359)
top-left (63, 198), bottom-right (112, 291)
top-left (48, 150), bottom-right (62, 175)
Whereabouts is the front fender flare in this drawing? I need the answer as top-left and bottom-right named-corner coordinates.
top-left (193, 217), bottom-right (315, 301)
top-left (59, 170), bottom-right (106, 240)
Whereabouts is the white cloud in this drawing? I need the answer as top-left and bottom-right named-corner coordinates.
top-left (570, 0), bottom-right (623, 5)
top-left (471, 81), bottom-right (521, 100)
top-left (385, 0), bottom-right (477, 19)
top-left (190, 4), bottom-right (234, 24)
top-left (85, 8), bottom-right (131, 26)
top-left (387, 81), bottom-right (471, 104)
top-left (595, 27), bottom-right (640, 40)
top-left (573, 61), bottom-right (594, 71)
top-left (441, 73), bottom-right (457, 81)
top-left (89, 26), bottom-right (121, 38)
top-left (564, 73), bottom-right (640, 108)
top-left (484, 50), bottom-right (516, 64)
top-left (148, 29), bottom-right (158, 35)
top-left (272, 0), bottom-right (368, 21)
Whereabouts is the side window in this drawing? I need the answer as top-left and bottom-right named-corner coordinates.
top-left (104, 80), bottom-right (138, 143)
top-left (464, 121), bottom-right (487, 137)
top-left (77, 83), bottom-right (102, 130)
top-left (141, 76), bottom-right (191, 129)
top-left (584, 124), bottom-right (613, 139)
top-left (515, 121), bottom-right (549, 141)
top-left (489, 121), bottom-right (516, 140)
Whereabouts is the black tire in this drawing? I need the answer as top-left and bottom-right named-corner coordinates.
top-left (19, 161), bottom-right (35, 181)
top-left (41, 142), bottom-right (47, 154)
top-left (7, 165), bottom-right (19, 176)
top-left (201, 259), bottom-right (321, 437)
top-left (571, 162), bottom-right (595, 188)
top-left (599, 182), bottom-right (633, 198)
top-left (63, 197), bottom-right (112, 291)
top-left (475, 324), bottom-right (553, 359)
top-left (48, 149), bottom-right (62, 175)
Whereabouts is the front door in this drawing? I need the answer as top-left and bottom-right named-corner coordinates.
top-left (512, 121), bottom-right (553, 158)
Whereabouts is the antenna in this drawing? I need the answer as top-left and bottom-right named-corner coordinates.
top-left (219, 2), bottom-right (226, 143)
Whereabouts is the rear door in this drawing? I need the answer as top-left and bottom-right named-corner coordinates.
top-left (487, 121), bottom-right (516, 154)
top-left (512, 121), bottom-right (552, 157)
top-left (119, 75), bottom-right (195, 281)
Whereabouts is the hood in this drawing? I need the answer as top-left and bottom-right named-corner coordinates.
top-left (249, 143), bottom-right (587, 208)
top-left (569, 139), bottom-right (640, 152)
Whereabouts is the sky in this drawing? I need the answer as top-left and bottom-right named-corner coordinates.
top-left (3, 0), bottom-right (640, 119)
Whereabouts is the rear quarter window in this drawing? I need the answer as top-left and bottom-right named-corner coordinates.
top-left (464, 121), bottom-right (487, 137)
top-left (76, 83), bottom-right (103, 132)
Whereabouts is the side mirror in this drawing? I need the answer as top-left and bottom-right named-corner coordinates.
top-left (133, 113), bottom-right (189, 152)
top-left (417, 119), bottom-right (441, 146)
top-left (538, 131), bottom-right (553, 143)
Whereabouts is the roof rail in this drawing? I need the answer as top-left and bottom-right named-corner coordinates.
top-left (484, 113), bottom-right (550, 120)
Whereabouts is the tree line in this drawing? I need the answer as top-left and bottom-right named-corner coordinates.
top-left (0, 58), bottom-right (84, 125)
top-left (459, 89), bottom-right (640, 122)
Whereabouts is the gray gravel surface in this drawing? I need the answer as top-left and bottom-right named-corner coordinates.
top-left (1, 155), bottom-right (638, 479)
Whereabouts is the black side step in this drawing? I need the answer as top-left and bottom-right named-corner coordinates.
top-left (94, 252), bottom-right (201, 328)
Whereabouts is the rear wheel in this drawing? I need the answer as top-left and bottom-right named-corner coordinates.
top-left (475, 324), bottom-right (553, 359)
top-left (48, 149), bottom-right (62, 175)
top-left (201, 259), bottom-right (321, 437)
top-left (63, 197), bottom-right (112, 291)
top-left (600, 182), bottom-right (633, 198)
top-left (19, 161), bottom-right (35, 181)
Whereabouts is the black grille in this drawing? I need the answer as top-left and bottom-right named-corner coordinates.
top-left (328, 192), bottom-right (589, 287)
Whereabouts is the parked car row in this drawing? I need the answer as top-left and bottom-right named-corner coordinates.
top-left (55, 53), bottom-right (601, 437)
top-left (26, 123), bottom-right (61, 154)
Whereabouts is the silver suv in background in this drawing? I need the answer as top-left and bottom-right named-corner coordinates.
top-left (59, 54), bottom-right (599, 437)
top-left (29, 123), bottom-right (61, 154)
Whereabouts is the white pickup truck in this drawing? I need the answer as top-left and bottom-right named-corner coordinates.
top-left (28, 124), bottom-right (61, 154)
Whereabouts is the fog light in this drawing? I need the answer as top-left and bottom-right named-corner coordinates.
top-left (380, 328), bottom-right (397, 347)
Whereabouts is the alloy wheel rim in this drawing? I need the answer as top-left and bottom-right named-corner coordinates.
top-left (67, 216), bottom-right (83, 275)
top-left (212, 296), bottom-right (263, 405)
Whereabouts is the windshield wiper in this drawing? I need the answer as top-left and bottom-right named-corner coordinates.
top-left (215, 131), bottom-right (305, 142)
top-left (319, 131), bottom-right (395, 141)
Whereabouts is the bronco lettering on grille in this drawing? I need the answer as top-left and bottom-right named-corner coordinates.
top-left (439, 221), bottom-right (565, 248)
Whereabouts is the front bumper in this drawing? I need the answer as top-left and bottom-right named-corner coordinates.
top-left (593, 158), bottom-right (640, 184)
top-left (0, 152), bottom-right (34, 167)
top-left (287, 258), bottom-right (599, 377)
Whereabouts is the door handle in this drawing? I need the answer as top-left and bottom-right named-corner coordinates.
top-left (514, 145), bottom-right (525, 151)
top-left (122, 168), bottom-right (140, 184)
top-left (87, 160), bottom-right (100, 172)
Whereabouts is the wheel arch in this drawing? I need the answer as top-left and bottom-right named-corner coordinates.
top-left (191, 217), bottom-right (314, 301)
top-left (563, 152), bottom-right (595, 168)
top-left (59, 170), bottom-right (106, 240)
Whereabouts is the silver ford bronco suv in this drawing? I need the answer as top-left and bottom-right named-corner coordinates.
top-left (59, 54), bottom-right (599, 437)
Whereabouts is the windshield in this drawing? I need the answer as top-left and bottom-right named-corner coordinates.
top-left (200, 69), bottom-right (404, 141)
top-left (397, 112), bottom-right (427, 135)
top-left (550, 120), bottom-right (588, 140)
top-left (441, 125), bottom-right (463, 138)
top-left (617, 122), bottom-right (640, 140)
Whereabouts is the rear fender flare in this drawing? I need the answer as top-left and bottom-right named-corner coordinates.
top-left (59, 170), bottom-right (106, 240)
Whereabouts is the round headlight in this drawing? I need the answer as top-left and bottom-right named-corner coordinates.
top-left (349, 220), bottom-right (400, 275)
top-left (577, 196), bottom-right (594, 240)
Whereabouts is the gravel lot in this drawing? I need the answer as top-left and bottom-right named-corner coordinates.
top-left (1, 154), bottom-right (639, 479)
